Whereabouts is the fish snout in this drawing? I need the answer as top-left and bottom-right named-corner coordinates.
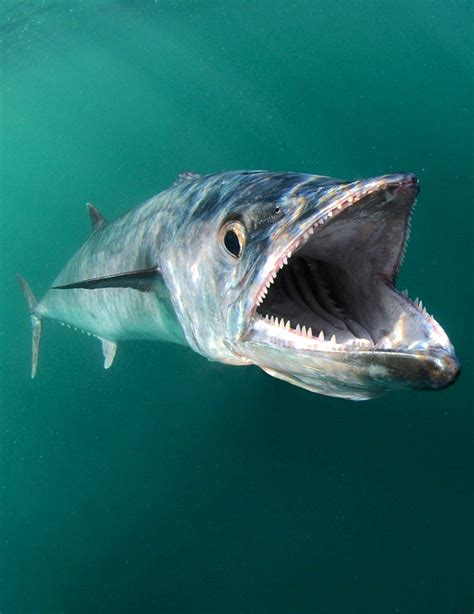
top-left (410, 348), bottom-right (461, 391)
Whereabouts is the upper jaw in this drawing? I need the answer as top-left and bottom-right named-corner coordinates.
top-left (237, 173), bottom-right (455, 358)
top-left (250, 173), bottom-right (418, 307)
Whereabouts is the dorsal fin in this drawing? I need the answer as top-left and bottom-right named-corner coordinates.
top-left (173, 171), bottom-right (201, 186)
top-left (86, 203), bottom-right (106, 231)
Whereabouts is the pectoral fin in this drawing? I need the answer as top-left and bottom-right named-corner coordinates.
top-left (52, 266), bottom-right (162, 293)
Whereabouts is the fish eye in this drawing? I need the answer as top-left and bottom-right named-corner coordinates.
top-left (224, 230), bottom-right (241, 257)
top-left (274, 206), bottom-right (281, 214)
top-left (220, 220), bottom-right (246, 259)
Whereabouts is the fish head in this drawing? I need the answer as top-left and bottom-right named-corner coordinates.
top-left (165, 171), bottom-right (460, 400)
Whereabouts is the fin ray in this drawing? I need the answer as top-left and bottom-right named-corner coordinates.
top-left (31, 316), bottom-right (42, 378)
top-left (173, 171), bottom-right (201, 186)
top-left (87, 203), bottom-right (106, 231)
top-left (101, 339), bottom-right (117, 369)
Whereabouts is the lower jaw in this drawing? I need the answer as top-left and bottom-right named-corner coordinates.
top-left (240, 335), bottom-right (459, 397)
top-left (252, 272), bottom-right (444, 352)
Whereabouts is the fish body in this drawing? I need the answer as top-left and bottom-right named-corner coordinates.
top-left (18, 170), bottom-right (460, 400)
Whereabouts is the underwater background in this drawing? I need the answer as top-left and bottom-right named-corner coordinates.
top-left (0, 2), bottom-right (472, 612)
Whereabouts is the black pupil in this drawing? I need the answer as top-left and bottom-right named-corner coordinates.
top-left (224, 230), bottom-right (241, 257)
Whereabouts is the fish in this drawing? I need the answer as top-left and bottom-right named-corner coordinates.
top-left (17, 170), bottom-right (460, 400)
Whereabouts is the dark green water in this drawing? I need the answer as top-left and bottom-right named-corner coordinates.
top-left (1, 2), bottom-right (472, 612)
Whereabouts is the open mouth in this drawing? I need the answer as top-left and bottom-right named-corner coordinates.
top-left (250, 174), bottom-right (443, 353)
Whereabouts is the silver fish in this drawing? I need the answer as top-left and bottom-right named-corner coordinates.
top-left (17, 170), bottom-right (460, 400)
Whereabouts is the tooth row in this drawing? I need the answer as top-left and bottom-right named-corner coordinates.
top-left (347, 338), bottom-right (374, 349)
top-left (263, 314), bottom-right (346, 343)
top-left (264, 315), bottom-right (313, 337)
top-left (260, 314), bottom-right (379, 349)
top-left (256, 277), bottom-right (273, 305)
top-left (281, 249), bottom-right (293, 267)
top-left (403, 290), bottom-right (432, 319)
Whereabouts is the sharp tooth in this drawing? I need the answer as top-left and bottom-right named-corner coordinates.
top-left (270, 316), bottom-right (275, 325)
top-left (318, 330), bottom-right (324, 341)
top-left (327, 211), bottom-right (333, 217)
top-left (303, 232), bottom-right (309, 240)
top-left (296, 324), bottom-right (301, 334)
top-left (283, 257), bottom-right (288, 265)
top-left (279, 318), bottom-right (285, 328)
top-left (402, 289), bottom-right (408, 297)
top-left (419, 299), bottom-right (423, 311)
top-left (309, 227), bottom-right (314, 235)
top-left (414, 297), bottom-right (419, 307)
top-left (307, 327), bottom-right (312, 337)
top-left (285, 320), bottom-right (291, 330)
top-left (378, 336), bottom-right (393, 349)
top-left (265, 314), bottom-right (269, 320)
top-left (331, 334), bottom-right (336, 344)
top-left (302, 325), bottom-right (307, 336)
top-left (287, 250), bottom-right (292, 258)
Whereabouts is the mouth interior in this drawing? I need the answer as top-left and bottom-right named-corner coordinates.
top-left (255, 186), bottom-right (431, 349)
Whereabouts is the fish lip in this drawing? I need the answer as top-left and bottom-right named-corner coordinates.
top-left (237, 171), bottom-right (422, 352)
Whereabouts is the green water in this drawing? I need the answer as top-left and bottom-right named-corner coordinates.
top-left (0, 2), bottom-right (472, 612)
